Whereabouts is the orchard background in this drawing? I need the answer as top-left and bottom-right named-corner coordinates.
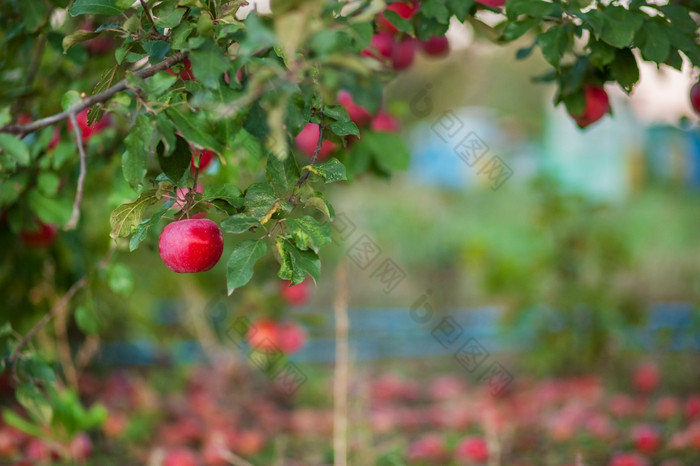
top-left (1, 0), bottom-right (700, 464)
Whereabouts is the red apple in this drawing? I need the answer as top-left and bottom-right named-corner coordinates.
top-left (17, 114), bottom-right (32, 125)
top-left (167, 58), bottom-right (196, 81)
top-left (191, 149), bottom-right (215, 171)
top-left (158, 219), bottom-right (224, 273)
top-left (377, 1), bottom-right (420, 34)
top-left (172, 185), bottom-right (204, 211)
top-left (421, 35), bottom-right (449, 56)
top-left (361, 33), bottom-right (395, 60)
top-left (68, 108), bottom-right (110, 142)
top-left (632, 424), bottom-right (661, 453)
top-left (406, 433), bottom-right (446, 462)
top-left (569, 84), bottom-right (610, 128)
top-left (392, 37), bottom-right (416, 70)
top-left (455, 436), bottom-right (489, 463)
top-left (633, 362), bottom-right (659, 393)
top-left (20, 221), bottom-right (58, 247)
top-left (163, 448), bottom-right (199, 466)
top-left (294, 123), bottom-right (336, 159)
top-left (609, 452), bottom-right (650, 466)
top-left (280, 279), bottom-right (309, 306)
top-left (690, 81), bottom-right (700, 114)
top-left (276, 322), bottom-right (306, 354)
top-left (247, 318), bottom-right (278, 350)
top-left (686, 396), bottom-right (700, 420)
top-left (48, 128), bottom-right (60, 150)
top-left (337, 90), bottom-right (372, 126)
top-left (25, 438), bottom-right (51, 462)
top-left (68, 433), bottom-right (92, 461)
top-left (371, 112), bottom-right (400, 132)
top-left (475, 0), bottom-right (506, 7)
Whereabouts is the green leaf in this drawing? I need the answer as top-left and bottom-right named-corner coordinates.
top-left (304, 195), bottom-right (334, 219)
top-left (106, 263), bottom-right (134, 295)
top-left (635, 21), bottom-right (670, 63)
top-left (329, 120), bottom-right (360, 137)
top-left (304, 158), bottom-right (347, 183)
top-left (506, 0), bottom-right (559, 20)
top-left (597, 6), bottom-right (644, 48)
top-left (166, 108), bottom-right (223, 154)
top-left (276, 238), bottom-right (320, 285)
top-left (20, 359), bottom-right (55, 382)
top-left (129, 199), bottom-right (173, 251)
top-left (608, 48), bottom-right (639, 93)
top-left (75, 306), bottom-right (100, 334)
top-left (226, 239), bottom-right (267, 295)
top-left (244, 182), bottom-right (277, 219)
top-left (3, 409), bottom-right (44, 438)
top-left (421, 0), bottom-right (450, 22)
top-left (447, 0), bottom-right (474, 21)
top-left (19, 0), bottom-right (48, 32)
top-left (68, 0), bottom-right (124, 16)
top-left (382, 10), bottom-right (414, 35)
top-left (189, 38), bottom-right (230, 88)
top-left (152, 1), bottom-right (185, 28)
top-left (203, 183), bottom-right (243, 206)
top-left (157, 135), bottom-right (191, 184)
top-left (16, 383), bottom-right (52, 424)
top-left (143, 40), bottom-right (170, 64)
top-left (266, 153), bottom-right (299, 195)
top-left (660, 5), bottom-right (697, 34)
top-left (538, 26), bottom-right (571, 67)
top-left (123, 114), bottom-right (152, 187)
top-left (503, 17), bottom-right (540, 42)
top-left (0, 134), bottom-right (30, 166)
top-left (220, 214), bottom-right (261, 234)
top-left (109, 189), bottom-right (158, 239)
top-left (62, 30), bottom-right (98, 52)
top-left (285, 216), bottom-right (331, 253)
top-left (362, 132), bottom-right (411, 172)
top-left (37, 172), bottom-right (60, 196)
top-left (27, 190), bottom-right (72, 226)
top-left (588, 40), bottom-right (616, 67)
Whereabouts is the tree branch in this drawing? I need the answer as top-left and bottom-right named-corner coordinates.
top-left (65, 112), bottom-right (87, 230)
top-left (6, 277), bottom-right (88, 365)
top-left (0, 52), bottom-right (188, 138)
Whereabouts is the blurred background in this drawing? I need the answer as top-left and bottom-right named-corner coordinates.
top-left (2, 13), bottom-right (700, 466)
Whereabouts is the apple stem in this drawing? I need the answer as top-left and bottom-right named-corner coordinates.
top-left (65, 112), bottom-right (87, 230)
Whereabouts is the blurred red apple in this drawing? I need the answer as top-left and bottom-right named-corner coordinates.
top-left (163, 448), bottom-right (199, 466)
top-left (276, 322), bottom-right (306, 354)
top-left (20, 221), bottom-right (58, 247)
top-left (475, 0), bottom-right (506, 7)
top-left (280, 279), bottom-right (309, 306)
top-left (294, 122), bottom-right (336, 159)
top-left (68, 108), bottom-right (110, 142)
top-left (337, 90), bottom-right (372, 126)
top-left (406, 433), bottom-right (446, 462)
top-left (455, 436), bottom-right (489, 463)
top-left (191, 149), bottom-right (216, 171)
top-left (686, 396), bottom-right (700, 420)
top-left (631, 424), bottom-right (660, 453)
top-left (569, 84), bottom-right (610, 128)
top-left (421, 36), bottom-right (449, 56)
top-left (392, 37), bottom-right (416, 70)
top-left (633, 363), bottom-right (659, 393)
top-left (247, 318), bottom-right (306, 354)
top-left (361, 33), bottom-right (395, 60)
top-left (609, 452), bottom-right (649, 466)
top-left (158, 219), bottom-right (224, 273)
top-left (25, 438), bottom-right (51, 462)
top-left (371, 112), bottom-right (400, 132)
top-left (68, 433), bottom-right (92, 462)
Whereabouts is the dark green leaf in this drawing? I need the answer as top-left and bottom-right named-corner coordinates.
top-left (143, 40), bottom-right (170, 64)
top-left (383, 10), bottom-right (414, 35)
top-left (20, 359), bottom-right (55, 382)
top-left (166, 108), bottom-right (223, 153)
top-left (329, 120), bottom-right (360, 137)
top-left (266, 153), bottom-right (299, 195)
top-left (68, 0), bottom-right (124, 16)
top-left (157, 135), bottom-right (191, 184)
top-left (538, 26), bottom-right (571, 67)
top-left (0, 134), bottom-right (30, 166)
top-left (227, 240), bottom-right (267, 294)
top-left (203, 184), bottom-right (243, 206)
top-left (123, 114), bottom-right (152, 187)
top-left (244, 182), bottom-right (277, 219)
top-left (635, 21), bottom-right (670, 63)
top-left (189, 38), bottom-right (230, 88)
top-left (608, 48), bottom-right (639, 93)
top-left (220, 214), bottom-right (261, 234)
top-left (276, 239), bottom-right (320, 285)
top-left (305, 158), bottom-right (348, 183)
top-left (19, 1), bottom-right (48, 32)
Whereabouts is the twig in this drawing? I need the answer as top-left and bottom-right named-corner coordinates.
top-left (333, 261), bottom-right (349, 466)
top-left (0, 52), bottom-right (187, 138)
top-left (139, 0), bottom-right (169, 41)
top-left (295, 108), bottom-right (325, 189)
top-left (65, 112), bottom-right (87, 230)
top-left (6, 277), bottom-right (87, 365)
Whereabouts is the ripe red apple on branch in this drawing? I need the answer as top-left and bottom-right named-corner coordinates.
top-left (371, 112), bottom-right (401, 133)
top-left (420, 36), bottom-right (449, 57)
top-left (191, 148), bottom-right (216, 171)
top-left (295, 123), bottom-right (337, 159)
top-left (20, 221), bottom-right (58, 247)
top-left (280, 279), bottom-right (310, 306)
top-left (569, 85), bottom-right (610, 128)
top-left (376, 1), bottom-right (420, 34)
top-left (67, 108), bottom-right (110, 142)
top-left (337, 90), bottom-right (373, 126)
top-left (158, 219), bottom-right (224, 273)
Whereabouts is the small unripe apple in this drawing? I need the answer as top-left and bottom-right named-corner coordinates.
top-left (371, 112), bottom-right (400, 133)
top-left (163, 448), bottom-right (199, 466)
top-left (294, 123), bottom-right (336, 159)
top-left (362, 33), bottom-right (395, 60)
top-left (280, 279), bottom-right (309, 306)
top-left (158, 219), bottom-right (224, 273)
top-left (337, 90), bottom-right (372, 126)
top-left (455, 436), bottom-right (489, 463)
top-left (690, 81), bottom-right (700, 114)
top-left (20, 221), bottom-right (58, 247)
top-left (392, 37), bottom-right (416, 71)
top-left (191, 149), bottom-right (215, 171)
top-left (569, 84), bottom-right (610, 128)
top-left (421, 35), bottom-right (449, 56)
top-left (475, 0), bottom-right (507, 7)
top-left (377, 1), bottom-right (419, 34)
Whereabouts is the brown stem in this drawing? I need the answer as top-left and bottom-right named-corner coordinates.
top-left (139, 0), bottom-right (169, 41)
top-left (0, 52), bottom-right (188, 138)
top-left (6, 277), bottom-right (87, 365)
top-left (65, 112), bottom-right (87, 230)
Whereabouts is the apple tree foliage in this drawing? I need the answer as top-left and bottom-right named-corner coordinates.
top-left (0, 0), bottom-right (699, 452)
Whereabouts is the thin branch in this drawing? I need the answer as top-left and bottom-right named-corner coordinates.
top-left (295, 108), bottom-right (325, 189)
top-left (0, 52), bottom-right (188, 138)
top-left (65, 112), bottom-right (87, 230)
top-left (139, 0), bottom-right (169, 41)
top-left (333, 261), bottom-right (349, 466)
top-left (6, 277), bottom-right (88, 365)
